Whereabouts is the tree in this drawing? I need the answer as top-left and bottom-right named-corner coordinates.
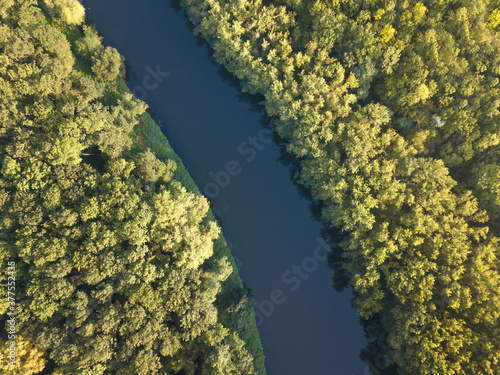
top-left (0, 336), bottom-right (47, 374)
top-left (489, 9), bottom-right (500, 32)
top-left (74, 25), bottom-right (102, 60)
top-left (134, 149), bottom-right (177, 183)
top-left (470, 162), bottom-right (500, 219)
top-left (41, 0), bottom-right (85, 25)
top-left (91, 46), bottom-right (125, 81)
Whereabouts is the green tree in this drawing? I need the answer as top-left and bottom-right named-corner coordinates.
top-left (134, 148), bottom-right (176, 183)
top-left (74, 25), bottom-right (103, 60)
top-left (41, 0), bottom-right (85, 25)
top-left (91, 46), bottom-right (125, 81)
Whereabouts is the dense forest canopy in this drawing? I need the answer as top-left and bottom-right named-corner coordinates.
top-left (178, 0), bottom-right (500, 373)
top-left (0, 0), bottom-right (264, 373)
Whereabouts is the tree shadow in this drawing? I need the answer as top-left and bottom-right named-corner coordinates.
top-left (268, 118), bottom-right (402, 374)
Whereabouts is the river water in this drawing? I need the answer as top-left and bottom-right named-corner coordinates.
top-left (85, 1), bottom-right (367, 374)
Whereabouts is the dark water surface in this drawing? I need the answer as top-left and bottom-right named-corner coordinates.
top-left (85, 1), bottom-right (367, 374)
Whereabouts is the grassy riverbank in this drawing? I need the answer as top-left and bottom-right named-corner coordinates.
top-left (131, 102), bottom-right (267, 375)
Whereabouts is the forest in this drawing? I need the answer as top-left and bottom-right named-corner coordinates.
top-left (3, 0), bottom-right (500, 373)
top-left (177, 0), bottom-right (500, 373)
top-left (0, 0), bottom-right (265, 374)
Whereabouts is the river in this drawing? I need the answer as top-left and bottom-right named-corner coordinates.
top-left (84, 1), bottom-right (367, 374)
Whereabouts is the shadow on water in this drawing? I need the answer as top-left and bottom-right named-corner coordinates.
top-left (271, 131), bottom-right (402, 375)
top-left (206, 43), bottom-right (403, 375)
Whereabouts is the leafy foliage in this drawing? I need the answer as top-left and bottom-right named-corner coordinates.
top-left (91, 46), bottom-right (125, 82)
top-left (41, 0), bottom-right (85, 25)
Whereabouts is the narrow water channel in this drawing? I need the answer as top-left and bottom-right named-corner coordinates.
top-left (85, 1), bottom-right (367, 373)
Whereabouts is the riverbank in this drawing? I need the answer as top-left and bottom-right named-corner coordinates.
top-left (132, 106), bottom-right (267, 375)
top-left (58, 20), bottom-right (266, 375)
